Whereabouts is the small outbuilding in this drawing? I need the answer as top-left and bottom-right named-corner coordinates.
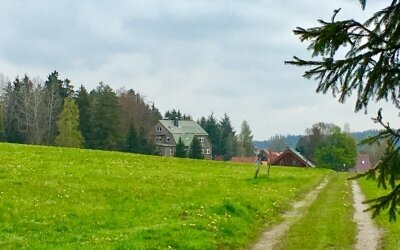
top-left (270, 147), bottom-right (315, 168)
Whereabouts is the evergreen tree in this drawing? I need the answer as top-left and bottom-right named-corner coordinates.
top-left (238, 120), bottom-right (254, 157)
top-left (204, 113), bottom-right (220, 157)
top-left (136, 126), bottom-right (157, 155)
top-left (87, 82), bottom-right (121, 150)
top-left (43, 71), bottom-right (63, 144)
top-left (198, 116), bottom-right (207, 129)
top-left (219, 114), bottom-right (236, 160)
top-left (125, 123), bottom-right (139, 153)
top-left (164, 109), bottom-right (191, 120)
top-left (286, 0), bottom-right (400, 219)
top-left (175, 137), bottom-right (186, 158)
top-left (75, 85), bottom-right (91, 147)
top-left (188, 137), bottom-right (203, 159)
top-left (54, 98), bottom-right (84, 148)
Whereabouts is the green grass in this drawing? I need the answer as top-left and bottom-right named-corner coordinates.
top-left (275, 173), bottom-right (357, 250)
top-left (0, 143), bottom-right (332, 249)
top-left (358, 177), bottom-right (400, 250)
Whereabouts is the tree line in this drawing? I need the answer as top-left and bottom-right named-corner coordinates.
top-left (0, 72), bottom-right (256, 160)
top-left (0, 71), bottom-right (162, 154)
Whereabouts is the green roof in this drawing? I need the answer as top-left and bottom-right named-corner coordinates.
top-left (159, 120), bottom-right (208, 147)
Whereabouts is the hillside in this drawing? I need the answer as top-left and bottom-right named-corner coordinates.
top-left (0, 143), bottom-right (330, 249)
top-left (254, 129), bottom-right (379, 151)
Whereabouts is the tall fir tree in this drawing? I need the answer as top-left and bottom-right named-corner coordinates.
top-left (219, 113), bottom-right (236, 160)
top-left (87, 82), bottom-right (121, 150)
top-left (43, 71), bottom-right (63, 144)
top-left (75, 85), bottom-right (91, 147)
top-left (188, 137), bottom-right (203, 159)
top-left (125, 123), bottom-right (139, 153)
top-left (175, 137), bottom-right (186, 158)
top-left (205, 113), bottom-right (220, 157)
top-left (54, 98), bottom-right (84, 148)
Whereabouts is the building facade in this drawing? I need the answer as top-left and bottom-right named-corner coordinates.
top-left (152, 119), bottom-right (212, 159)
top-left (271, 147), bottom-right (315, 168)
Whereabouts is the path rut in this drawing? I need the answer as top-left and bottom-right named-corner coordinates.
top-left (252, 178), bottom-right (329, 250)
top-left (351, 180), bottom-right (381, 250)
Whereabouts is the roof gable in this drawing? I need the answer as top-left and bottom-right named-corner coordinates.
top-left (158, 120), bottom-right (208, 147)
top-left (271, 147), bottom-right (316, 168)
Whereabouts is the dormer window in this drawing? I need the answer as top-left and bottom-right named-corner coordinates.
top-left (200, 137), bottom-right (204, 142)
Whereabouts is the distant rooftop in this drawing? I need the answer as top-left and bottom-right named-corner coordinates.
top-left (158, 120), bottom-right (208, 146)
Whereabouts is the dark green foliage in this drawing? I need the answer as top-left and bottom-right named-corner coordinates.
top-left (189, 137), bottom-right (204, 159)
top-left (219, 114), bottom-right (236, 160)
top-left (87, 82), bottom-right (121, 150)
top-left (125, 123), bottom-right (139, 153)
top-left (198, 113), bottom-right (238, 160)
top-left (287, 0), bottom-right (400, 219)
top-left (175, 137), bottom-right (186, 158)
top-left (204, 113), bottom-right (220, 157)
top-left (164, 109), bottom-right (191, 120)
top-left (0, 71), bottom-right (164, 156)
top-left (75, 85), bottom-right (91, 147)
top-left (137, 126), bottom-right (157, 155)
top-left (43, 71), bottom-right (64, 144)
top-left (315, 131), bottom-right (357, 171)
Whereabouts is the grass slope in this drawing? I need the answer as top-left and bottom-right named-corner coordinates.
top-left (0, 143), bottom-right (331, 249)
top-left (358, 178), bottom-right (400, 249)
top-left (275, 173), bottom-right (357, 250)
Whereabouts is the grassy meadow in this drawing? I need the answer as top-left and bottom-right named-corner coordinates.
top-left (358, 178), bottom-right (400, 250)
top-left (0, 143), bottom-right (332, 249)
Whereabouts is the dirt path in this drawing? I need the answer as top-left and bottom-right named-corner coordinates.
top-left (351, 180), bottom-right (381, 250)
top-left (252, 178), bottom-right (329, 250)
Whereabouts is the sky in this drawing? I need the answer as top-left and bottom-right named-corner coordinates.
top-left (0, 0), bottom-right (398, 140)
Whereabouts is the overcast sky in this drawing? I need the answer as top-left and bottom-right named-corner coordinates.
top-left (0, 0), bottom-right (398, 140)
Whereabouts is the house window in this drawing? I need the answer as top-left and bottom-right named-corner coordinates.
top-left (201, 149), bottom-right (204, 154)
top-left (170, 148), bottom-right (173, 155)
top-left (200, 137), bottom-right (204, 142)
top-left (156, 127), bottom-right (162, 132)
top-left (166, 137), bottom-right (170, 143)
top-left (157, 137), bottom-right (162, 143)
top-left (206, 149), bottom-right (210, 155)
